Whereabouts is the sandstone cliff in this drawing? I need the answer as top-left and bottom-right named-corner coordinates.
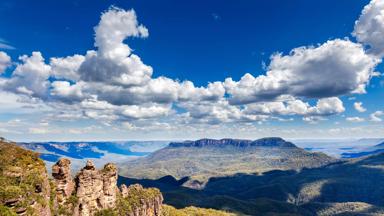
top-left (52, 158), bottom-right (75, 205)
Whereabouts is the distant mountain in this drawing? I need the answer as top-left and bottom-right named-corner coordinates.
top-left (119, 151), bottom-right (384, 215)
top-left (292, 138), bottom-right (384, 158)
top-left (341, 140), bottom-right (384, 158)
top-left (120, 137), bottom-right (337, 189)
top-left (169, 137), bottom-right (296, 148)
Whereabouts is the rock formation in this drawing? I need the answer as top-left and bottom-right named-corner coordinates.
top-left (52, 158), bottom-right (75, 204)
top-left (74, 160), bottom-right (118, 216)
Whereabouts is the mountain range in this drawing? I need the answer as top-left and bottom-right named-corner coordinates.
top-left (119, 137), bottom-right (337, 189)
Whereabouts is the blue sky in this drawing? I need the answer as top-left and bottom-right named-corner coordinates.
top-left (0, 0), bottom-right (383, 141)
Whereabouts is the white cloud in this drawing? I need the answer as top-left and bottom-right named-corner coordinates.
top-left (225, 39), bottom-right (380, 105)
top-left (178, 81), bottom-right (225, 102)
top-left (243, 97), bottom-right (344, 117)
top-left (354, 101), bottom-right (367, 112)
top-left (94, 7), bottom-right (148, 57)
top-left (50, 54), bottom-right (85, 81)
top-left (346, 117), bottom-right (365, 122)
top-left (303, 116), bottom-right (327, 124)
top-left (79, 7), bottom-right (152, 87)
top-left (307, 97), bottom-right (345, 116)
top-left (0, 51), bottom-right (11, 74)
top-left (1, 2), bottom-right (384, 140)
top-left (51, 81), bottom-right (85, 102)
top-left (120, 104), bottom-right (172, 119)
top-left (2, 52), bottom-right (51, 99)
top-left (354, 0), bottom-right (384, 57)
top-left (370, 110), bottom-right (384, 122)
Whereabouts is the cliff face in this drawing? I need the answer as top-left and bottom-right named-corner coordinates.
top-left (52, 158), bottom-right (75, 205)
top-left (0, 140), bottom-right (163, 216)
top-left (168, 137), bottom-right (296, 148)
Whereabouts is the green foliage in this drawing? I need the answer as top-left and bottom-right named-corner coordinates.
top-left (95, 208), bottom-right (119, 216)
top-left (0, 205), bottom-right (17, 216)
top-left (101, 186), bottom-right (162, 215)
top-left (0, 141), bottom-right (49, 214)
top-left (162, 204), bottom-right (235, 216)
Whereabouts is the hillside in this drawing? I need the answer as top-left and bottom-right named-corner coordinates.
top-left (0, 140), bottom-right (51, 215)
top-left (119, 137), bottom-right (337, 188)
top-left (119, 151), bottom-right (384, 215)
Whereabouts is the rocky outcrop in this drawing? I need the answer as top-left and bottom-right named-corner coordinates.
top-left (102, 163), bottom-right (119, 209)
top-left (52, 158), bottom-right (75, 204)
top-left (74, 160), bottom-right (118, 216)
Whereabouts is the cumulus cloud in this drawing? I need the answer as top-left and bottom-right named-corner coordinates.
top-left (79, 8), bottom-right (152, 87)
top-left (225, 39), bottom-right (380, 105)
top-left (50, 54), bottom-right (85, 81)
top-left (0, 51), bottom-right (11, 74)
top-left (354, 102), bottom-right (367, 112)
top-left (179, 99), bottom-right (243, 124)
top-left (120, 104), bottom-right (172, 119)
top-left (0, 1), bottom-right (383, 137)
top-left (2, 52), bottom-right (51, 99)
top-left (370, 110), bottom-right (384, 122)
top-left (243, 97), bottom-right (344, 117)
top-left (354, 0), bottom-right (384, 57)
top-left (51, 81), bottom-right (85, 102)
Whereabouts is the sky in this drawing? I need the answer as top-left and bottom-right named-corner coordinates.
top-left (0, 0), bottom-right (384, 141)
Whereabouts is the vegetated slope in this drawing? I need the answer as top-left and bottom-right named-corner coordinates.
top-left (0, 140), bottom-right (51, 215)
top-left (120, 137), bottom-right (337, 188)
top-left (162, 205), bottom-right (236, 216)
top-left (119, 151), bottom-right (384, 215)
